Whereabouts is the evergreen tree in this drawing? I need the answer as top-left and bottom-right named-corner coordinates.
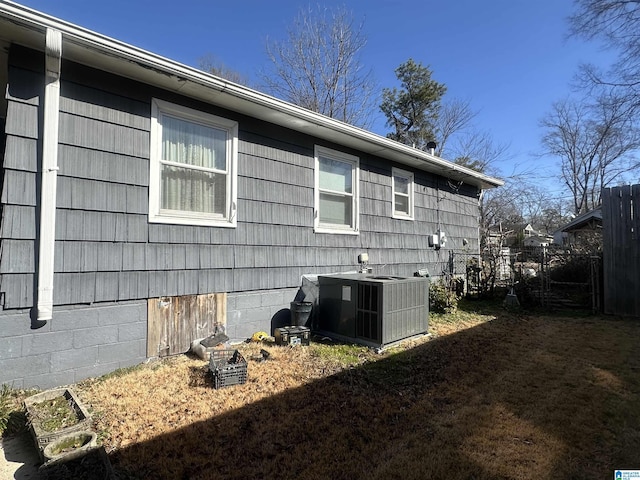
top-left (380, 59), bottom-right (447, 150)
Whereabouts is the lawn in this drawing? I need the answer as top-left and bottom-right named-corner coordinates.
top-left (8, 299), bottom-right (640, 479)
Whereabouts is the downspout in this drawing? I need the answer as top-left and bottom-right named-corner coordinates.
top-left (36, 28), bottom-right (62, 322)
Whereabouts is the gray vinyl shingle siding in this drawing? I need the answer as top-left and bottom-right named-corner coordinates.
top-left (0, 44), bottom-right (481, 312)
top-left (52, 58), bottom-right (150, 306)
top-left (0, 51), bottom-right (42, 308)
top-left (0, 205), bottom-right (36, 239)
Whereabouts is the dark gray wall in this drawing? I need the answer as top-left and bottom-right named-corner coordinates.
top-left (0, 44), bottom-right (480, 388)
top-left (1, 45), bottom-right (480, 311)
top-left (0, 301), bottom-right (147, 389)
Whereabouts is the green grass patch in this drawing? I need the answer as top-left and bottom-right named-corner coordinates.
top-left (309, 342), bottom-right (374, 367)
top-left (47, 432), bottom-right (93, 456)
top-left (88, 363), bottom-right (146, 384)
top-left (429, 298), bottom-right (498, 328)
top-left (28, 395), bottom-right (80, 433)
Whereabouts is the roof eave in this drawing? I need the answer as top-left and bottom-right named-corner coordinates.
top-left (560, 207), bottom-right (603, 232)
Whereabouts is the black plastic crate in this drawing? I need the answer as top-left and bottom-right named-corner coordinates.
top-left (208, 349), bottom-right (247, 389)
top-left (274, 326), bottom-right (311, 346)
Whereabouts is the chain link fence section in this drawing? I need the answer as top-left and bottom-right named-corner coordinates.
top-left (479, 246), bottom-right (603, 311)
top-left (437, 246), bottom-right (605, 311)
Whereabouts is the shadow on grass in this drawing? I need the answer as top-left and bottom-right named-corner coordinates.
top-left (110, 309), bottom-right (640, 480)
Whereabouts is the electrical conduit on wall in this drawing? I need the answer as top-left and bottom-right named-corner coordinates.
top-left (36, 27), bottom-right (62, 322)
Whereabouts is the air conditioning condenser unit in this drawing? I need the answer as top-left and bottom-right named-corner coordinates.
top-left (317, 273), bottom-right (429, 349)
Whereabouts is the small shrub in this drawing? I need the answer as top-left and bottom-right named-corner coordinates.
top-left (0, 384), bottom-right (11, 435)
top-left (429, 279), bottom-right (460, 314)
top-left (29, 395), bottom-right (79, 432)
top-left (512, 276), bottom-right (540, 308)
top-left (549, 256), bottom-right (590, 283)
top-left (0, 384), bottom-right (29, 437)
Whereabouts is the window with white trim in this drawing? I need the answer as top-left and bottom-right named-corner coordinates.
top-left (149, 99), bottom-right (238, 227)
top-left (392, 167), bottom-right (414, 220)
top-left (315, 146), bottom-right (359, 234)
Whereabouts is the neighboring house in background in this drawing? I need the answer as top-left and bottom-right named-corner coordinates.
top-left (504, 223), bottom-right (555, 247)
top-left (484, 226), bottom-right (507, 249)
top-left (523, 235), bottom-right (552, 247)
top-left (0, 2), bottom-right (502, 389)
top-left (486, 223), bottom-right (548, 248)
top-left (508, 223), bottom-right (535, 245)
top-left (519, 223), bottom-right (537, 239)
top-left (553, 207), bottom-right (602, 249)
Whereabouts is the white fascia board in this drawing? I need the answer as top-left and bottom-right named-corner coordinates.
top-left (0, 1), bottom-right (504, 190)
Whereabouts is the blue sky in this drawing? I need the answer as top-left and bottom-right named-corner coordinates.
top-left (15, 0), bottom-right (615, 199)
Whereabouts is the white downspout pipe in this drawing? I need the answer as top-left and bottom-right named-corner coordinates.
top-left (36, 28), bottom-right (62, 321)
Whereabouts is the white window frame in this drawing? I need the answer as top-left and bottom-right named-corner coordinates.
top-left (149, 98), bottom-right (238, 227)
top-left (392, 167), bottom-right (414, 220)
top-left (314, 145), bottom-right (359, 234)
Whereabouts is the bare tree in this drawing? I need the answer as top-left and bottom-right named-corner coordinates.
top-left (534, 204), bottom-right (572, 234)
top-left (380, 61), bottom-right (502, 168)
top-left (261, 5), bottom-right (376, 128)
top-left (569, 1), bottom-right (640, 113)
top-left (480, 185), bottom-right (521, 243)
top-left (450, 130), bottom-right (510, 174)
top-left (480, 177), bottom-right (539, 239)
top-left (541, 94), bottom-right (640, 215)
top-left (198, 54), bottom-right (251, 87)
top-left (434, 98), bottom-right (477, 157)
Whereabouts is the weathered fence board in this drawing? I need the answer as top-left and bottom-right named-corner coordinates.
top-left (602, 184), bottom-right (640, 316)
top-left (147, 293), bottom-right (227, 357)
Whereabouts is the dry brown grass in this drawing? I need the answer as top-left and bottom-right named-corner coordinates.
top-left (73, 302), bottom-right (640, 480)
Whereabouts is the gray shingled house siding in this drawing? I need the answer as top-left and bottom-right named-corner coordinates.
top-left (1, 52), bottom-right (41, 311)
top-left (0, 47), bottom-right (148, 389)
top-left (0, 44), bottom-right (481, 388)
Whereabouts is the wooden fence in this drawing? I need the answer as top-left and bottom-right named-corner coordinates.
top-left (602, 184), bottom-right (640, 316)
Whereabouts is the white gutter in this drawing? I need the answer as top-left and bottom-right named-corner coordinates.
top-left (36, 27), bottom-right (62, 321)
